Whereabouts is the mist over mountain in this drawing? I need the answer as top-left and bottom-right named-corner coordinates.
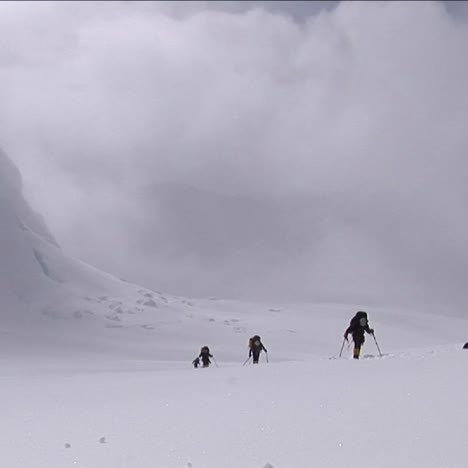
top-left (77, 179), bottom-right (466, 311)
top-left (3, 1), bottom-right (467, 310)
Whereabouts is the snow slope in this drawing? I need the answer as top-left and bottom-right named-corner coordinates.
top-left (0, 147), bottom-right (227, 359)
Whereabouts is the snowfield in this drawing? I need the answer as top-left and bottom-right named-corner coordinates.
top-left (0, 338), bottom-right (467, 468)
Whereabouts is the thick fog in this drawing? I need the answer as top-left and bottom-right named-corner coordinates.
top-left (1, 1), bottom-right (468, 307)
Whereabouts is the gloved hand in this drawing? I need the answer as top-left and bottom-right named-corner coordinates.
top-left (369, 329), bottom-right (374, 335)
top-left (344, 333), bottom-right (349, 341)
top-left (249, 350), bottom-right (252, 357)
top-left (264, 349), bottom-right (268, 353)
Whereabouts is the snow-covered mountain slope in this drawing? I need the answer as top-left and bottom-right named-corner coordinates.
top-left (2, 148), bottom-right (233, 359)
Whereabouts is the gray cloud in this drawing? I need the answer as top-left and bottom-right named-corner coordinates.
top-left (1, 1), bottom-right (468, 308)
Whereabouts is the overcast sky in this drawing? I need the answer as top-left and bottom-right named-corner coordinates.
top-left (1, 1), bottom-right (468, 308)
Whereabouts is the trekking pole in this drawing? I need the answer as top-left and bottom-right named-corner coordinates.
top-left (372, 333), bottom-right (383, 357)
top-left (212, 357), bottom-right (219, 368)
top-left (339, 337), bottom-right (347, 358)
top-left (242, 356), bottom-right (251, 366)
top-left (265, 352), bottom-right (269, 363)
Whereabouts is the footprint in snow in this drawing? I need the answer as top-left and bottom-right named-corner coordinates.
top-left (143, 299), bottom-right (157, 308)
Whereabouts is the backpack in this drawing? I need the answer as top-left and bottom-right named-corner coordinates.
top-left (353, 311), bottom-right (368, 328)
top-left (249, 336), bottom-right (261, 348)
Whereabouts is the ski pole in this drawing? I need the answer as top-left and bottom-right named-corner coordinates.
top-left (265, 352), bottom-right (269, 363)
top-left (212, 357), bottom-right (219, 368)
top-left (339, 337), bottom-right (347, 358)
top-left (372, 333), bottom-right (383, 357)
top-left (242, 356), bottom-right (251, 366)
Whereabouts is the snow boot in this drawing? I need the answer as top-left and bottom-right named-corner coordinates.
top-left (353, 346), bottom-right (361, 359)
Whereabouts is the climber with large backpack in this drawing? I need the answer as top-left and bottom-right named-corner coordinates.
top-left (248, 335), bottom-right (268, 364)
top-left (198, 346), bottom-right (213, 368)
top-left (344, 311), bottom-right (374, 359)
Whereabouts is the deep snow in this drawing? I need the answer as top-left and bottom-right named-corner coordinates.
top-left (1, 342), bottom-right (467, 468)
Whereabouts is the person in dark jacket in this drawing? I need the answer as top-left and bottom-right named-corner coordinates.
top-left (463, 342), bottom-right (468, 350)
top-left (192, 357), bottom-right (200, 368)
top-left (199, 346), bottom-right (213, 368)
top-left (344, 311), bottom-right (374, 359)
top-left (248, 335), bottom-right (268, 364)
